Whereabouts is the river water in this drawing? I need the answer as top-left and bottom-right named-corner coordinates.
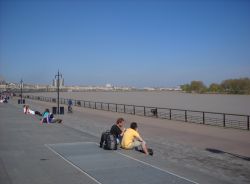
top-left (27, 91), bottom-right (250, 115)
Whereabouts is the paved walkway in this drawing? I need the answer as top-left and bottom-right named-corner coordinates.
top-left (0, 102), bottom-right (98, 184)
top-left (47, 142), bottom-right (197, 184)
top-left (0, 102), bottom-right (197, 184)
top-left (1, 99), bottom-right (250, 184)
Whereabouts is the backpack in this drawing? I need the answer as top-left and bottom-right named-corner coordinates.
top-left (49, 113), bottom-right (54, 119)
top-left (100, 131), bottom-right (117, 150)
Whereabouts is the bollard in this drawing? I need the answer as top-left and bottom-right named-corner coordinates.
top-left (60, 107), bottom-right (64, 114)
top-left (52, 107), bottom-right (57, 114)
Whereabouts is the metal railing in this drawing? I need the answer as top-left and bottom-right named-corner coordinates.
top-left (24, 95), bottom-right (250, 130)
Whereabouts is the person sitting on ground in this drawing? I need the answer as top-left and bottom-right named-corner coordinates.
top-left (121, 122), bottom-right (149, 155)
top-left (0, 97), bottom-right (8, 103)
top-left (40, 108), bottom-right (62, 124)
top-left (23, 105), bottom-right (42, 116)
top-left (110, 118), bottom-right (126, 144)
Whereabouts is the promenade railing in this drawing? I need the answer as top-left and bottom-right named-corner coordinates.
top-left (25, 95), bottom-right (250, 131)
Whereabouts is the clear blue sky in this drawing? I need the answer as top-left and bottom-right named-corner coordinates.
top-left (1, 0), bottom-right (250, 87)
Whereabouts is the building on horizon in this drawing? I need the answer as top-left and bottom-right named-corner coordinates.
top-left (52, 78), bottom-right (64, 87)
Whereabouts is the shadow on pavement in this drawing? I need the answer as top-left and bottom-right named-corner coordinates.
top-left (206, 148), bottom-right (250, 161)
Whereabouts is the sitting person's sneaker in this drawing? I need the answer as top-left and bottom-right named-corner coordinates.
top-left (136, 148), bottom-right (153, 156)
top-left (148, 148), bottom-right (153, 156)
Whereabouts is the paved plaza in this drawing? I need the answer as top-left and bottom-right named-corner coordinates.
top-left (1, 99), bottom-right (250, 184)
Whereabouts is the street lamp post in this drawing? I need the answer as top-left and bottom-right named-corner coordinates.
top-left (20, 79), bottom-right (23, 103)
top-left (5, 83), bottom-right (8, 92)
top-left (55, 70), bottom-right (62, 114)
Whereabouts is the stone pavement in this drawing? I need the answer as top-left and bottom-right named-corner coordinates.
top-left (0, 102), bottom-right (197, 184)
top-left (0, 102), bottom-right (98, 184)
top-left (47, 142), bottom-right (197, 184)
top-left (1, 99), bottom-right (250, 184)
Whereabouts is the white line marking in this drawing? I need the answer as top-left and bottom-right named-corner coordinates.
top-left (116, 151), bottom-right (199, 184)
top-left (48, 141), bottom-right (95, 147)
top-left (92, 142), bottom-right (199, 184)
top-left (45, 144), bottom-right (102, 184)
top-left (46, 142), bottom-right (199, 184)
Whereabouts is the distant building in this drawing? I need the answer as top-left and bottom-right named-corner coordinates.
top-left (105, 83), bottom-right (113, 88)
top-left (52, 79), bottom-right (56, 87)
top-left (144, 87), bottom-right (156, 91)
top-left (52, 78), bottom-right (64, 87)
top-left (61, 78), bottom-right (64, 86)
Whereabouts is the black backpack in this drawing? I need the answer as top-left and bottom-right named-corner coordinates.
top-left (100, 131), bottom-right (117, 150)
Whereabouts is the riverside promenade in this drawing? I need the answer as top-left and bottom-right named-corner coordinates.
top-left (1, 99), bottom-right (250, 184)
